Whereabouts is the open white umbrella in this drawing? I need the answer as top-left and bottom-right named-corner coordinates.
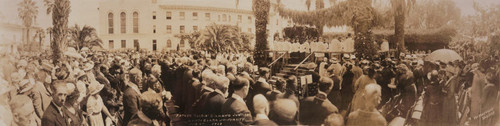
top-left (424, 49), bottom-right (463, 62)
top-left (64, 47), bottom-right (83, 59)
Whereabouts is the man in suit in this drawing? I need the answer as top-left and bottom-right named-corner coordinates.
top-left (251, 94), bottom-right (277, 126)
top-left (222, 76), bottom-right (253, 126)
top-left (199, 75), bottom-right (229, 114)
top-left (42, 81), bottom-right (69, 126)
top-left (122, 71), bottom-right (143, 125)
top-left (299, 77), bottom-right (339, 125)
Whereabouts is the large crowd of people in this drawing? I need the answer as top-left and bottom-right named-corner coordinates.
top-left (0, 46), bottom-right (498, 126)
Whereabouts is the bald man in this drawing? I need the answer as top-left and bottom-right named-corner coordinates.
top-left (251, 94), bottom-right (277, 126)
top-left (346, 83), bottom-right (387, 126)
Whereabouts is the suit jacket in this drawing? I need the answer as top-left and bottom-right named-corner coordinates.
top-left (123, 85), bottom-right (142, 125)
top-left (200, 91), bottom-right (226, 114)
top-left (299, 92), bottom-right (338, 125)
top-left (42, 102), bottom-right (69, 126)
top-left (221, 95), bottom-right (253, 126)
top-left (346, 109), bottom-right (387, 126)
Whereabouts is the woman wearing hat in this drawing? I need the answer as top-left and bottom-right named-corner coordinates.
top-left (86, 82), bottom-right (115, 126)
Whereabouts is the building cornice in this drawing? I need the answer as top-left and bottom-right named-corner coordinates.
top-left (159, 5), bottom-right (253, 15)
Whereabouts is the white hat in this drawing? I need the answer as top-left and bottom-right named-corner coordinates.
top-left (17, 79), bottom-right (34, 94)
top-left (87, 82), bottom-right (104, 95)
top-left (83, 62), bottom-right (94, 71)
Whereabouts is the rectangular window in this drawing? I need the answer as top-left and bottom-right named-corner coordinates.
top-left (180, 25), bottom-right (185, 33)
top-left (121, 40), bottom-right (126, 48)
top-left (205, 13), bottom-right (210, 21)
top-left (153, 25), bottom-right (156, 33)
top-left (180, 39), bottom-right (185, 47)
top-left (228, 15), bottom-right (231, 22)
top-left (238, 15), bottom-right (242, 23)
top-left (248, 16), bottom-right (252, 24)
top-left (166, 25), bottom-right (172, 34)
top-left (166, 11), bottom-right (172, 20)
top-left (109, 40), bottom-right (114, 49)
top-left (180, 12), bottom-right (185, 20)
top-left (193, 26), bottom-right (198, 32)
top-left (167, 40), bottom-right (172, 48)
top-left (134, 39), bottom-right (139, 49)
top-left (153, 11), bottom-right (156, 20)
top-left (152, 40), bottom-right (157, 51)
top-left (192, 12), bottom-right (198, 20)
top-left (248, 28), bottom-right (252, 33)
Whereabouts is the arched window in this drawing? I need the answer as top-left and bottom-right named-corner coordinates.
top-left (120, 12), bottom-right (126, 33)
top-left (133, 12), bottom-right (139, 33)
top-left (167, 40), bottom-right (172, 48)
top-left (180, 39), bottom-right (185, 47)
top-left (108, 13), bottom-right (113, 34)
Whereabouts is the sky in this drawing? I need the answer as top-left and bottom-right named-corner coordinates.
top-left (1, 0), bottom-right (499, 31)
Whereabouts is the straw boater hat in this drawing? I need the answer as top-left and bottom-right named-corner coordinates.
top-left (40, 62), bottom-right (54, 72)
top-left (87, 82), bottom-right (104, 95)
top-left (329, 57), bottom-right (339, 64)
top-left (17, 79), bottom-right (34, 94)
top-left (76, 71), bottom-right (87, 80)
top-left (83, 62), bottom-right (94, 71)
top-left (305, 62), bottom-right (317, 70)
top-left (17, 60), bottom-right (28, 68)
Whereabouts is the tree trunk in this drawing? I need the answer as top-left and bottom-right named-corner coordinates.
top-left (51, 0), bottom-right (71, 64)
top-left (253, 0), bottom-right (270, 67)
top-left (39, 35), bottom-right (42, 50)
top-left (394, 4), bottom-right (406, 57)
top-left (27, 28), bottom-right (30, 51)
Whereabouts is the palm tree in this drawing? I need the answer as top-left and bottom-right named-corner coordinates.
top-left (69, 24), bottom-right (103, 50)
top-left (17, 0), bottom-right (39, 49)
top-left (44, 0), bottom-right (70, 63)
top-left (253, 0), bottom-right (271, 66)
top-left (34, 29), bottom-right (45, 49)
top-left (389, 0), bottom-right (416, 54)
top-left (306, 0), bottom-right (311, 11)
top-left (178, 24), bottom-right (252, 53)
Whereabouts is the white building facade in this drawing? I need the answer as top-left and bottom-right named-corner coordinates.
top-left (99, 0), bottom-right (292, 51)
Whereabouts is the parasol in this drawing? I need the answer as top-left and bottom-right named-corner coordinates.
top-left (424, 49), bottom-right (462, 63)
top-left (64, 47), bottom-right (83, 59)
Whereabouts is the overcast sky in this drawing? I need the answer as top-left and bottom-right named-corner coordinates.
top-left (1, 0), bottom-right (499, 31)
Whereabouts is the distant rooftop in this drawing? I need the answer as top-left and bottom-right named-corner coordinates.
top-left (158, 0), bottom-right (253, 11)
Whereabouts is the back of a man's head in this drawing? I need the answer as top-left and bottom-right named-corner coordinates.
top-left (286, 75), bottom-right (298, 92)
top-left (253, 94), bottom-right (269, 115)
top-left (318, 77), bottom-right (334, 93)
top-left (363, 83), bottom-right (382, 109)
top-left (272, 99), bottom-right (297, 122)
top-left (323, 113), bottom-right (344, 126)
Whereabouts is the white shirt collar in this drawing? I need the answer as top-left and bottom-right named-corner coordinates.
top-left (255, 113), bottom-right (269, 120)
top-left (232, 93), bottom-right (245, 103)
